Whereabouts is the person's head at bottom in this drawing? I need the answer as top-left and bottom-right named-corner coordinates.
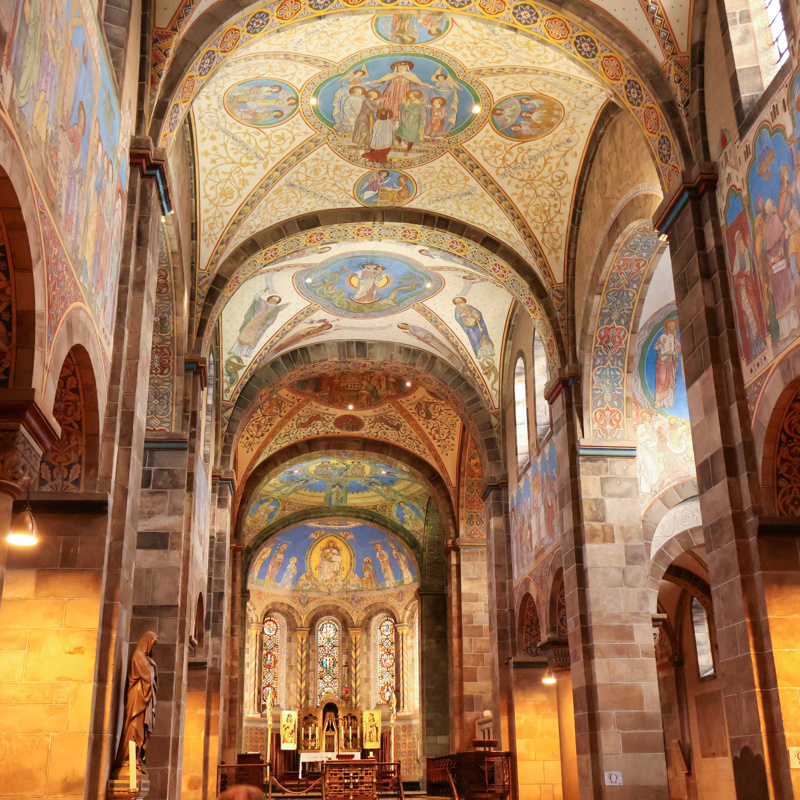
top-left (217, 786), bottom-right (266, 800)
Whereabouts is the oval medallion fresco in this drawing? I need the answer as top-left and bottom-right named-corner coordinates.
top-left (355, 169), bottom-right (417, 206)
top-left (224, 79), bottom-right (299, 127)
top-left (295, 251), bottom-right (442, 317)
top-left (372, 12), bottom-right (452, 44)
top-left (304, 49), bottom-right (486, 167)
top-left (490, 92), bottom-right (564, 141)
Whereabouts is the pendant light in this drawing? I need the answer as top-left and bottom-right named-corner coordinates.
top-left (542, 667), bottom-right (556, 685)
top-left (7, 492), bottom-right (38, 547)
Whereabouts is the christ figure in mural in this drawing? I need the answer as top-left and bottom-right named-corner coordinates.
top-left (350, 263), bottom-right (387, 304)
top-left (228, 287), bottom-right (286, 360)
top-left (365, 61), bottom-right (432, 121)
top-left (653, 318), bottom-right (681, 409)
top-left (317, 541), bottom-right (344, 587)
top-left (453, 297), bottom-right (494, 359)
top-left (732, 229), bottom-right (768, 360)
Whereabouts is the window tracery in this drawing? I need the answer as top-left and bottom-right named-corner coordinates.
top-left (317, 619), bottom-right (340, 701)
top-left (377, 617), bottom-right (396, 704)
top-left (262, 616), bottom-right (280, 704)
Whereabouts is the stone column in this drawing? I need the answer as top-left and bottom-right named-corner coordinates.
top-left (350, 628), bottom-right (361, 709)
top-left (396, 623), bottom-right (408, 712)
top-left (223, 545), bottom-right (245, 762)
top-left (419, 590), bottom-right (449, 760)
top-left (249, 620), bottom-right (262, 715)
top-left (655, 164), bottom-right (793, 798)
top-left (549, 372), bottom-right (669, 799)
top-left (297, 629), bottom-right (309, 708)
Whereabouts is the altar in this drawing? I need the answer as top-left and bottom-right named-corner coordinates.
top-left (299, 751), bottom-right (361, 778)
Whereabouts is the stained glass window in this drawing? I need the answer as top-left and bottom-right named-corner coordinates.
top-left (377, 617), bottom-right (396, 704)
top-left (514, 358), bottom-right (529, 474)
top-left (317, 619), bottom-right (340, 700)
top-left (262, 617), bottom-right (280, 705)
top-left (533, 333), bottom-right (551, 443)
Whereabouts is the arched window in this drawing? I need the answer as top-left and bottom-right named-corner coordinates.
top-left (377, 617), bottom-right (396, 704)
top-left (262, 616), bottom-right (280, 704)
top-left (317, 619), bottom-right (340, 701)
top-left (691, 599), bottom-right (715, 679)
top-left (514, 357), bottom-right (530, 473)
top-left (532, 332), bottom-right (551, 442)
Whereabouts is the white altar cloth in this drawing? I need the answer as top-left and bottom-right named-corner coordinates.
top-left (299, 752), bottom-right (361, 777)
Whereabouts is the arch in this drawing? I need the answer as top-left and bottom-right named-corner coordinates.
top-left (548, 566), bottom-right (568, 640)
top-left (316, 616), bottom-right (343, 702)
top-left (648, 526), bottom-right (708, 610)
top-left (151, 2), bottom-right (691, 184)
top-left (517, 592), bottom-right (544, 658)
top-left (0, 122), bottom-right (46, 398)
top-left (374, 615), bottom-right (397, 705)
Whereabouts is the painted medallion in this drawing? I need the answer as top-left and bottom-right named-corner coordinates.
top-left (372, 12), bottom-right (452, 44)
top-left (224, 79), bottom-right (300, 127)
top-left (355, 169), bottom-right (417, 206)
top-left (490, 93), bottom-right (564, 141)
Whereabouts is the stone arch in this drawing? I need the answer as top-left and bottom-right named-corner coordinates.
top-left (223, 343), bottom-right (499, 481)
top-left (583, 220), bottom-right (667, 439)
top-left (547, 565), bottom-right (568, 640)
top-left (517, 592), bottom-right (544, 658)
top-left (237, 436), bottom-right (457, 547)
top-left (648, 525), bottom-right (707, 610)
top-left (36, 345), bottom-right (100, 493)
top-left (0, 122), bottom-right (46, 398)
top-left (253, 600), bottom-right (304, 631)
top-left (643, 492), bottom-right (702, 560)
top-left (151, 2), bottom-right (691, 182)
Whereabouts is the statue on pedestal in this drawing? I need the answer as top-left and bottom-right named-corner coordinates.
top-left (111, 631), bottom-right (159, 782)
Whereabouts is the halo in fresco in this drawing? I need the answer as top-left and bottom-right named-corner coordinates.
top-left (489, 93), bottom-right (564, 141)
top-left (295, 251), bottom-right (442, 317)
top-left (355, 169), bottom-right (417, 207)
top-left (372, 12), bottom-right (452, 44)
top-left (250, 522), bottom-right (418, 592)
top-left (303, 48), bottom-right (487, 168)
top-left (223, 79), bottom-right (299, 127)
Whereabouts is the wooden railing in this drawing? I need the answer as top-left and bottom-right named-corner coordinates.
top-left (426, 752), bottom-right (511, 800)
top-left (217, 763), bottom-right (269, 792)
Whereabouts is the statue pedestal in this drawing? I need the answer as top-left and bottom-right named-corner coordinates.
top-left (106, 778), bottom-right (149, 800)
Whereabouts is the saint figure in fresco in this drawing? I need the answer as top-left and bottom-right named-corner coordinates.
top-left (397, 501), bottom-right (423, 534)
top-left (228, 287), bottom-right (286, 360)
top-left (732, 229), bottom-right (768, 360)
top-left (653, 318), bottom-right (681, 409)
top-left (389, 542), bottom-right (413, 583)
top-left (453, 297), bottom-right (494, 359)
top-left (397, 322), bottom-right (456, 359)
top-left (394, 90), bottom-right (425, 153)
top-left (265, 543), bottom-right (288, 584)
top-left (350, 263), bottom-right (387, 304)
top-left (278, 557), bottom-right (298, 589)
top-left (330, 483), bottom-right (344, 505)
top-left (373, 543), bottom-right (395, 586)
top-left (361, 557), bottom-right (376, 590)
top-left (365, 61), bottom-right (431, 121)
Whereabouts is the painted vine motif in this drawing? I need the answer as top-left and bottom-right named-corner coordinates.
top-left (521, 594), bottom-right (543, 657)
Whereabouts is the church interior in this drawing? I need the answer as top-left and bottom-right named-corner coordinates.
top-left (1, 0), bottom-right (800, 798)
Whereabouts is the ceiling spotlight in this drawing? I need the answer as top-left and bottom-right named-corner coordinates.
top-left (380, 470), bottom-right (387, 475)
top-left (405, 381), bottom-right (412, 387)
top-left (472, 104), bottom-right (481, 114)
top-left (348, 404), bottom-right (354, 410)
top-left (305, 278), bottom-right (312, 283)
top-left (425, 282), bottom-right (432, 288)
top-left (293, 469), bottom-right (301, 474)
top-left (310, 97), bottom-right (318, 105)
top-left (542, 668), bottom-right (556, 685)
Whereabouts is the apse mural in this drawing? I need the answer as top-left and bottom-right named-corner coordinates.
top-left (372, 13), bottom-right (452, 45)
top-left (510, 441), bottom-right (558, 581)
top-left (306, 50), bottom-right (485, 168)
top-left (219, 239), bottom-right (514, 408)
top-left (243, 453), bottom-right (431, 541)
top-left (295, 252), bottom-right (443, 316)
top-left (632, 302), bottom-right (695, 504)
top-left (3, 0), bottom-right (130, 350)
top-left (249, 521), bottom-right (418, 593)
top-left (354, 170), bottom-right (417, 207)
top-left (223, 79), bottom-right (300, 127)
top-left (489, 94), bottom-right (564, 141)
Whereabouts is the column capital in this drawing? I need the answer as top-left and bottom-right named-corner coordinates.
top-left (653, 161), bottom-right (718, 234)
top-left (297, 628), bottom-right (309, 642)
top-left (349, 627), bottom-right (363, 640)
top-left (539, 639), bottom-right (570, 672)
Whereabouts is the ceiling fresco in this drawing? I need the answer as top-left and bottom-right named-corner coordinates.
top-left (234, 370), bottom-right (465, 490)
top-left (243, 452), bottom-right (432, 542)
top-left (248, 519), bottom-right (419, 594)
top-left (220, 239), bottom-right (514, 410)
top-left (188, 12), bottom-right (616, 320)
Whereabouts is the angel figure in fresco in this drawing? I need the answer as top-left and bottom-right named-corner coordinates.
top-left (397, 501), bottom-right (423, 535)
top-left (453, 297), bottom-right (494, 359)
top-left (655, 416), bottom-right (695, 491)
top-left (732, 229), bottom-right (768, 360)
top-left (359, 170), bottom-right (391, 201)
top-left (653, 319), bottom-right (681, 409)
top-left (333, 68), bottom-right (369, 128)
top-left (635, 409), bottom-right (663, 493)
top-left (265, 543), bottom-right (289, 584)
top-left (350, 263), bottom-right (387, 304)
top-left (396, 322), bottom-right (457, 359)
top-left (361, 557), bottom-right (376, 590)
top-left (373, 543), bottom-right (395, 586)
top-left (330, 483), bottom-right (344, 505)
top-left (278, 557), bottom-right (298, 589)
top-left (389, 542), bottom-right (414, 584)
top-left (228, 285), bottom-right (287, 361)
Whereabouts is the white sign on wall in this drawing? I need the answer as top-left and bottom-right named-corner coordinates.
top-left (604, 771), bottom-right (623, 786)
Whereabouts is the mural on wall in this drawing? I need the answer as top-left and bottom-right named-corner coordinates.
top-left (372, 12), bottom-right (452, 45)
top-left (632, 302), bottom-right (695, 505)
top-left (461, 434), bottom-right (485, 539)
top-left (224, 79), bottom-right (299, 127)
top-left (510, 441), bottom-right (558, 581)
top-left (243, 453), bottom-right (432, 541)
top-left (354, 170), bottom-right (417, 207)
top-left (37, 349), bottom-right (85, 491)
top-left (717, 67), bottom-right (800, 416)
top-left (489, 93), bottom-right (564, 141)
top-left (249, 520), bottom-right (418, 593)
top-left (306, 50), bottom-right (485, 168)
top-left (219, 239), bottom-right (514, 410)
top-left (2, 0), bottom-right (130, 351)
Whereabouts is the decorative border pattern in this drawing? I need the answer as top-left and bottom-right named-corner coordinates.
top-left (157, 2), bottom-right (682, 187)
top-left (203, 222), bottom-right (560, 373)
top-left (589, 221), bottom-right (661, 439)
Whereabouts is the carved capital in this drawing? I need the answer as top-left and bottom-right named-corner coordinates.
top-left (539, 639), bottom-right (571, 672)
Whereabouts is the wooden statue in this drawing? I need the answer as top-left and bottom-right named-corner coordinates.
top-left (111, 631), bottom-right (159, 779)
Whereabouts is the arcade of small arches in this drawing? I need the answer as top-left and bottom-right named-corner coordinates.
top-left (2, 1), bottom-right (800, 800)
